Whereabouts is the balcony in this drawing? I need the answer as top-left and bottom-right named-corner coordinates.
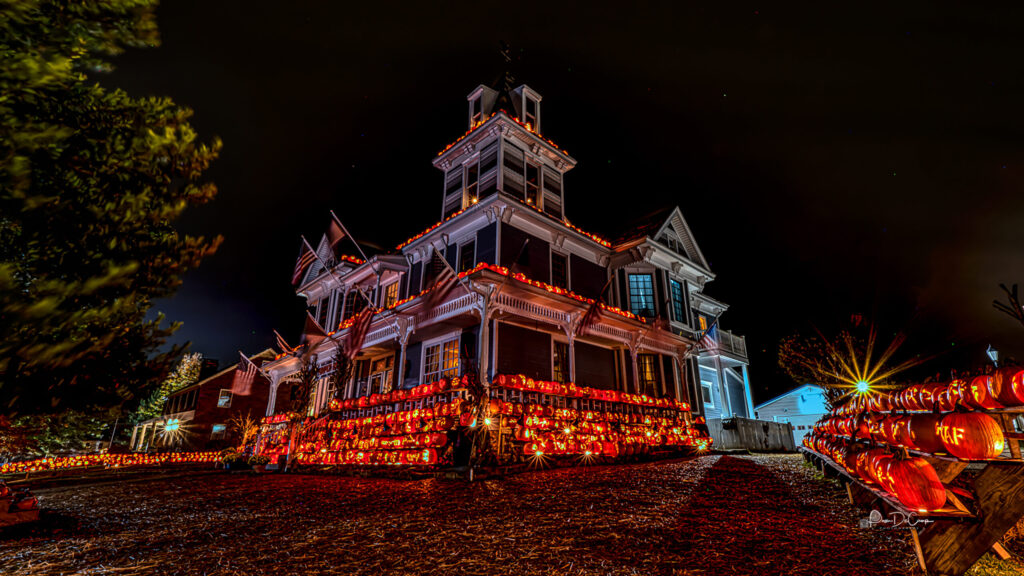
top-left (699, 328), bottom-right (748, 360)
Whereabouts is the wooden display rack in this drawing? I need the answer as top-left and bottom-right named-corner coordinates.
top-left (801, 442), bottom-right (1024, 576)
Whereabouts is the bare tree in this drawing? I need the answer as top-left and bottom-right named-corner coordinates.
top-left (994, 283), bottom-right (1024, 329)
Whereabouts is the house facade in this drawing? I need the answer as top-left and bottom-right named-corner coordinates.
top-left (131, 350), bottom-right (275, 452)
top-left (754, 384), bottom-right (829, 446)
top-left (260, 82), bottom-right (753, 433)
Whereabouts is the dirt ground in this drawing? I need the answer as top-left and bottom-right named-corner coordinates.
top-left (0, 454), bottom-right (993, 575)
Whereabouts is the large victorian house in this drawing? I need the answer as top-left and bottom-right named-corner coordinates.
top-left (260, 82), bottom-right (753, 433)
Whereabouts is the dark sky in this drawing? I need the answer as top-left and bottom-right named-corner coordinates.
top-left (111, 2), bottom-right (1024, 403)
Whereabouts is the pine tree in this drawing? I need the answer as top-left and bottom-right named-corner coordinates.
top-left (132, 352), bottom-right (203, 423)
top-left (0, 1), bottom-right (222, 416)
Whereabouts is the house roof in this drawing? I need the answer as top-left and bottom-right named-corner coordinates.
top-left (169, 348), bottom-right (276, 398)
top-left (607, 205), bottom-right (711, 271)
top-left (754, 384), bottom-right (826, 411)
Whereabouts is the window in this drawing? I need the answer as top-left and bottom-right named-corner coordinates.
top-left (698, 315), bottom-right (708, 331)
top-left (525, 162), bottom-right (540, 206)
top-left (470, 95), bottom-right (482, 126)
top-left (424, 337), bottom-right (459, 382)
top-left (465, 162), bottom-right (479, 203)
top-left (553, 341), bottom-right (570, 383)
top-left (637, 354), bottom-right (658, 394)
top-left (211, 423), bottom-right (226, 440)
top-left (368, 355), bottom-right (395, 394)
top-left (628, 274), bottom-right (655, 318)
top-left (459, 241), bottom-right (476, 273)
top-left (551, 252), bottom-right (568, 289)
top-left (383, 281), bottom-right (399, 309)
top-left (525, 96), bottom-right (538, 128)
top-left (317, 298), bottom-right (329, 328)
top-left (701, 381), bottom-right (714, 407)
top-left (217, 390), bottom-right (232, 408)
top-left (670, 279), bottom-right (685, 324)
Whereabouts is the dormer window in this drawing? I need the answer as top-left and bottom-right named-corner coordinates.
top-left (524, 96), bottom-right (538, 130)
top-left (465, 162), bottom-right (479, 203)
top-left (470, 95), bottom-right (482, 127)
top-left (525, 161), bottom-right (540, 205)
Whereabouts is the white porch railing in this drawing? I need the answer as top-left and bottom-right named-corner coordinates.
top-left (699, 328), bottom-right (748, 359)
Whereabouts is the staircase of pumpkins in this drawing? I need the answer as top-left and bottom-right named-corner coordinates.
top-left (802, 367), bottom-right (1024, 576)
top-left (288, 374), bottom-right (712, 471)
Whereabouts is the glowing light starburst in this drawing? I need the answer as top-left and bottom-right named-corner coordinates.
top-left (816, 324), bottom-right (927, 398)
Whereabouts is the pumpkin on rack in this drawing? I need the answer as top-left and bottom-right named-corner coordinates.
top-left (937, 412), bottom-right (1005, 460)
top-left (987, 368), bottom-right (1024, 407)
top-left (908, 413), bottom-right (944, 453)
top-left (888, 456), bottom-right (947, 511)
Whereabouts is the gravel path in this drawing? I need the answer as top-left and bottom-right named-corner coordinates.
top-left (0, 454), bottom-right (917, 575)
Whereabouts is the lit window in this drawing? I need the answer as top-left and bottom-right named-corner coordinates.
top-left (551, 252), bottom-right (567, 289)
top-left (368, 355), bottom-right (395, 394)
top-left (553, 341), bottom-right (570, 383)
top-left (638, 354), bottom-right (658, 394)
top-left (424, 337), bottom-right (459, 382)
top-left (459, 241), bottom-right (475, 273)
top-left (670, 279), bottom-right (685, 324)
top-left (701, 381), bottom-right (714, 406)
top-left (698, 315), bottom-right (708, 331)
top-left (470, 95), bottom-right (482, 126)
top-left (628, 274), bottom-right (655, 318)
top-left (211, 423), bottom-right (226, 440)
top-left (383, 281), bottom-right (399, 308)
top-left (525, 162), bottom-right (540, 205)
top-left (525, 96), bottom-right (538, 128)
top-left (465, 162), bottom-right (479, 203)
top-left (217, 390), bottom-right (232, 408)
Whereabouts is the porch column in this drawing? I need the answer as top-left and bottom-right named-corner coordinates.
top-left (562, 311), bottom-right (580, 383)
top-left (671, 354), bottom-right (684, 402)
top-left (130, 426), bottom-right (139, 452)
top-left (266, 373), bottom-right (281, 417)
top-left (741, 364), bottom-right (755, 419)
top-left (475, 283), bottom-right (495, 388)
top-left (715, 356), bottom-right (733, 418)
top-left (628, 333), bottom-right (641, 395)
top-left (395, 317), bottom-right (414, 389)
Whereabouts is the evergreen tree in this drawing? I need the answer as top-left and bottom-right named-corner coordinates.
top-left (0, 1), bottom-right (222, 416)
top-left (132, 352), bottom-right (202, 423)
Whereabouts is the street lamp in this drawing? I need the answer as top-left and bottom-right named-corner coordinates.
top-left (987, 344), bottom-right (999, 367)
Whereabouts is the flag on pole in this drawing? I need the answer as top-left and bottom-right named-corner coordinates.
top-left (301, 310), bottom-right (328, 350)
top-left (697, 317), bottom-right (720, 349)
top-left (326, 218), bottom-right (346, 251)
top-left (342, 306), bottom-right (375, 361)
top-left (423, 248), bottom-right (461, 311)
top-left (330, 210), bottom-right (370, 262)
top-left (575, 276), bottom-right (613, 337)
top-left (274, 330), bottom-right (293, 354)
top-left (231, 351), bottom-right (260, 395)
top-left (291, 240), bottom-right (317, 285)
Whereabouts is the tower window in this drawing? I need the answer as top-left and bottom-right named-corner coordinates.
top-left (628, 274), bottom-right (655, 318)
top-left (459, 241), bottom-right (476, 273)
top-left (470, 95), bottom-right (482, 126)
top-left (551, 252), bottom-right (567, 288)
top-left (465, 162), bottom-right (479, 203)
top-left (525, 97), bottom-right (538, 129)
top-left (525, 162), bottom-right (540, 206)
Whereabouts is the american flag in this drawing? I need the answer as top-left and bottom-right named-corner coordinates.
top-left (291, 240), bottom-right (317, 285)
top-left (301, 311), bottom-right (327, 350)
top-left (274, 330), bottom-right (292, 354)
top-left (424, 248), bottom-right (460, 310)
top-left (231, 352), bottom-right (260, 395)
top-left (576, 300), bottom-right (602, 337)
top-left (697, 317), bottom-right (720, 349)
top-left (327, 217), bottom-right (346, 251)
top-left (342, 306), bottom-right (375, 361)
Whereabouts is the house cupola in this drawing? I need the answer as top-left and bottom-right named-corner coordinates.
top-left (467, 83), bottom-right (542, 132)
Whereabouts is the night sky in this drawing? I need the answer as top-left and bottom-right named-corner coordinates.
top-left (109, 2), bottom-right (1024, 403)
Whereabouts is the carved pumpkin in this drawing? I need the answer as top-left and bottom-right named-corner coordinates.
top-left (908, 413), bottom-right (944, 453)
top-left (988, 368), bottom-right (1024, 407)
top-left (916, 383), bottom-right (947, 411)
top-left (869, 453), bottom-right (896, 492)
top-left (966, 376), bottom-right (1002, 410)
top-left (856, 447), bottom-right (888, 482)
top-left (888, 457), bottom-right (946, 511)
top-left (937, 412), bottom-right (1005, 460)
top-left (900, 385), bottom-right (925, 410)
top-left (934, 389), bottom-right (955, 413)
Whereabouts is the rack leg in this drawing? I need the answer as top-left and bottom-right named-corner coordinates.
top-left (910, 528), bottom-right (928, 573)
top-left (991, 542), bottom-right (1011, 561)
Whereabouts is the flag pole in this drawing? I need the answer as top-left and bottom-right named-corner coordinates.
top-left (331, 210), bottom-right (370, 263)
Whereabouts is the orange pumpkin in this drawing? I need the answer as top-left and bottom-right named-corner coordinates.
top-left (869, 453), bottom-right (897, 492)
top-left (888, 457), bottom-right (946, 511)
top-left (988, 368), bottom-right (1024, 407)
top-left (908, 413), bottom-right (944, 453)
top-left (916, 383), bottom-right (947, 411)
top-left (937, 412), bottom-right (1005, 460)
top-left (965, 376), bottom-right (1002, 410)
top-left (934, 389), bottom-right (955, 413)
top-left (900, 385), bottom-right (925, 410)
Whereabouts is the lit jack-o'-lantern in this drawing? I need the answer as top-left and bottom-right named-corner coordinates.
top-left (888, 457), bottom-right (947, 511)
top-left (988, 368), bottom-right (1024, 407)
top-left (965, 376), bottom-right (1002, 410)
top-left (937, 412), bottom-right (1005, 460)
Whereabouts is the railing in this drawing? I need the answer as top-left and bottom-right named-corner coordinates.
top-left (493, 292), bottom-right (569, 325)
top-left (699, 328), bottom-right (748, 359)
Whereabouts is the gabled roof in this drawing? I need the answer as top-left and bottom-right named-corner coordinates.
top-left (169, 349), bottom-right (276, 398)
top-left (610, 206), bottom-right (710, 270)
top-left (754, 384), bottom-right (826, 411)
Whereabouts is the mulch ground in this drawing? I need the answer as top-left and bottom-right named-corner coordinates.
top-left (0, 455), bottom-right (923, 575)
